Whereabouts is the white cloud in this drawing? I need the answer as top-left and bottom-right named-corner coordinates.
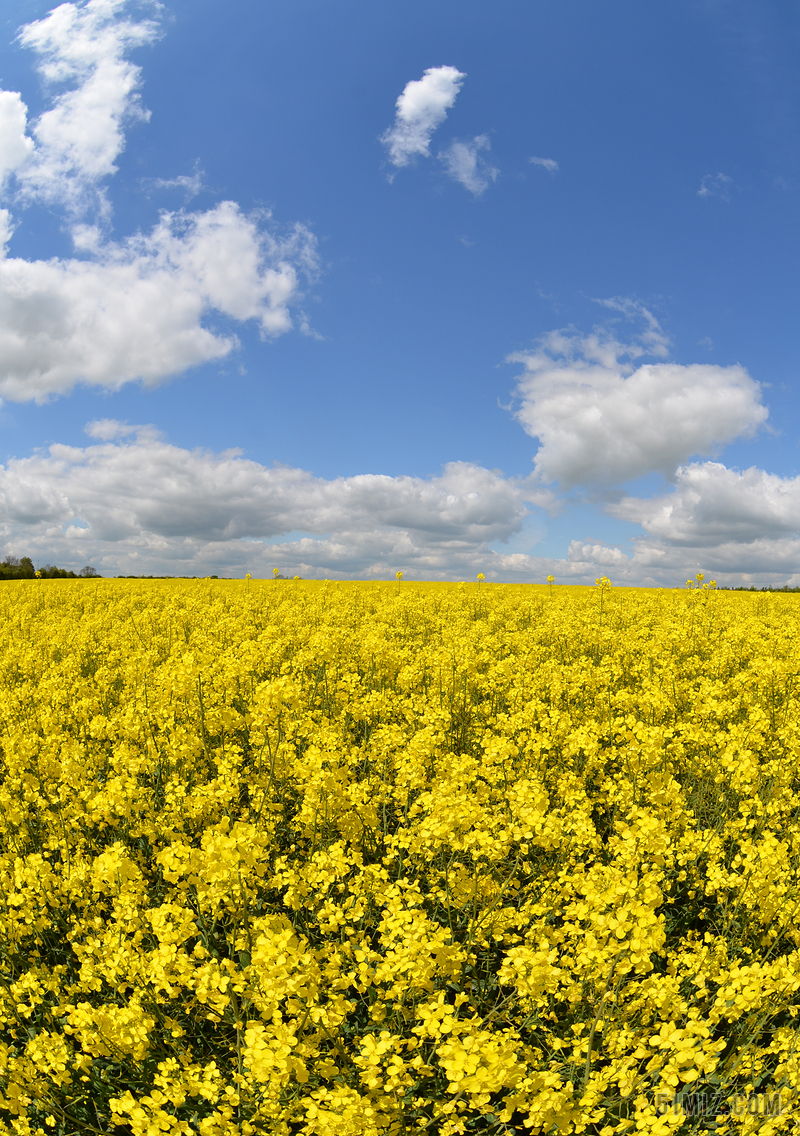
top-left (16, 0), bottom-right (161, 217)
top-left (494, 306), bottom-right (794, 586)
top-left (0, 200), bottom-right (318, 401)
top-left (277, 304), bottom-right (784, 585)
top-left (84, 417), bottom-right (138, 440)
top-left (508, 309), bottom-right (767, 488)
top-left (0, 2), bottom-right (320, 397)
top-left (149, 166), bottom-right (204, 200)
top-left (567, 531), bottom-right (800, 587)
top-left (611, 461), bottom-right (800, 547)
top-left (4, 423), bottom-right (793, 587)
top-left (529, 156), bottom-right (558, 173)
top-left (0, 424), bottom-right (543, 577)
top-left (567, 540), bottom-right (631, 569)
top-left (0, 91), bottom-right (34, 186)
top-left (698, 172), bottom-right (733, 200)
top-left (439, 134), bottom-right (498, 196)
top-left (553, 460), bottom-right (800, 587)
top-left (591, 297), bottom-right (670, 358)
top-left (562, 535), bottom-right (793, 587)
top-left (381, 65), bottom-right (465, 168)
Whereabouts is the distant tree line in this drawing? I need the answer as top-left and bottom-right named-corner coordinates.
top-left (0, 556), bottom-right (99, 580)
top-left (716, 584), bottom-right (800, 593)
top-left (116, 575), bottom-right (303, 580)
top-left (115, 574), bottom-right (304, 580)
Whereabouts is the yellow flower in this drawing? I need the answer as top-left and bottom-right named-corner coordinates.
top-left (0, 576), bottom-right (795, 1133)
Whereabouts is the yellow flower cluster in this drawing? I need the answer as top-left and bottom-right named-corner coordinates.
top-left (0, 578), bottom-right (799, 1134)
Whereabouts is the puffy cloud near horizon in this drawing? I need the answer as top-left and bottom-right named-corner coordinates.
top-left (611, 462), bottom-right (800, 547)
top-left (0, 201), bottom-right (318, 401)
top-left (439, 135), bottom-right (498, 196)
top-left (497, 306), bottom-right (795, 586)
top-left (558, 460), bottom-right (800, 587)
top-left (1, 422), bottom-right (795, 587)
top-left (509, 311), bottom-right (768, 488)
top-left (381, 66), bottom-right (465, 169)
top-left (565, 530), bottom-right (800, 588)
top-left (0, 423), bottom-right (542, 578)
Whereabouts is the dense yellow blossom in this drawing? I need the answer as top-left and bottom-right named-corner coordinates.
top-left (0, 578), bottom-right (798, 1132)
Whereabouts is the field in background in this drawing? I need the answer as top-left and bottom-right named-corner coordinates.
top-left (0, 579), bottom-right (799, 1134)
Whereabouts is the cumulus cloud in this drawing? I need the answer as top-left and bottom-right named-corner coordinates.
top-left (508, 308), bottom-right (767, 488)
top-left (84, 417), bottom-right (139, 440)
top-left (439, 135), bottom-right (498, 195)
top-left (550, 459), bottom-right (800, 587)
top-left (0, 200), bottom-right (318, 401)
top-left (495, 305), bottom-right (795, 586)
top-left (0, 1), bottom-right (321, 399)
top-left (4, 423), bottom-right (793, 586)
top-left (566, 530), bottom-right (800, 587)
top-left (16, 0), bottom-right (160, 217)
top-left (529, 156), bottom-right (558, 172)
top-left (493, 310), bottom-right (800, 587)
top-left (698, 172), bottom-right (733, 200)
top-left (381, 65), bottom-right (465, 168)
top-left (0, 423), bottom-right (543, 577)
top-left (567, 541), bottom-right (632, 569)
top-left (611, 462), bottom-right (800, 547)
top-left (0, 92), bottom-right (35, 186)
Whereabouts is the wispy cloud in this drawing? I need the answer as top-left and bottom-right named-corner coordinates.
top-left (529, 156), bottom-right (558, 173)
top-left (439, 134), bottom-right (498, 196)
top-left (592, 296), bottom-right (670, 358)
top-left (381, 65), bottom-right (465, 169)
top-left (148, 164), bottom-right (205, 200)
top-left (698, 172), bottom-right (733, 200)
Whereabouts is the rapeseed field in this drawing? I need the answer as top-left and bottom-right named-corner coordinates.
top-left (0, 577), bottom-right (798, 1135)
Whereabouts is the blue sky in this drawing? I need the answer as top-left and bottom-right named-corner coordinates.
top-left (0, 0), bottom-right (798, 582)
